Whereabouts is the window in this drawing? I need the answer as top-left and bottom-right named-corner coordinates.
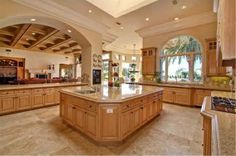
top-left (102, 53), bottom-right (110, 60)
top-left (131, 56), bottom-right (137, 61)
top-left (115, 54), bottom-right (120, 60)
top-left (121, 55), bottom-right (126, 61)
top-left (160, 36), bottom-right (202, 83)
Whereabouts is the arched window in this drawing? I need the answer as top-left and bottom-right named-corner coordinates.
top-left (160, 35), bottom-right (202, 83)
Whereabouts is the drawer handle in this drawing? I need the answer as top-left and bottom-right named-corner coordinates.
top-left (126, 105), bottom-right (129, 108)
top-left (89, 105), bottom-right (92, 108)
top-left (72, 107), bottom-right (76, 109)
top-left (140, 107), bottom-right (144, 109)
top-left (153, 101), bottom-right (155, 103)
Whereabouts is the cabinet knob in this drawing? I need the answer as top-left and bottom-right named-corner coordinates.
top-left (72, 107), bottom-right (76, 109)
top-left (89, 105), bottom-right (92, 108)
top-left (140, 107), bottom-right (144, 109)
top-left (126, 105), bottom-right (129, 108)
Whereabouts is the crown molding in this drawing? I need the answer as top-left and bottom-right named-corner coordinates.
top-left (102, 32), bottom-right (118, 44)
top-left (13, 0), bottom-right (109, 34)
top-left (136, 12), bottom-right (217, 38)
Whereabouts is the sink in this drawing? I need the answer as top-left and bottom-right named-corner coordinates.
top-left (75, 90), bottom-right (96, 94)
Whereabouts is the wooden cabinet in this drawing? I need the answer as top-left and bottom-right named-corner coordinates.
top-left (44, 88), bottom-right (56, 106)
top-left (61, 91), bottom-right (163, 143)
top-left (32, 90), bottom-right (44, 108)
top-left (163, 87), bottom-right (191, 106)
top-left (16, 93), bottom-right (31, 110)
top-left (100, 105), bottom-right (119, 140)
top-left (0, 96), bottom-right (15, 113)
top-left (217, 0), bottom-right (235, 63)
top-left (206, 39), bottom-right (226, 76)
top-left (142, 47), bottom-right (157, 75)
top-left (202, 113), bottom-right (212, 155)
top-left (193, 89), bottom-right (211, 106)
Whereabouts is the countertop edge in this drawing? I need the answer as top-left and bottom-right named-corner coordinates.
top-left (128, 82), bottom-right (234, 92)
top-left (0, 83), bottom-right (88, 91)
top-left (60, 88), bottom-right (164, 103)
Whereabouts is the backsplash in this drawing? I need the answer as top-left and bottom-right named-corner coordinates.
top-left (205, 76), bottom-right (232, 87)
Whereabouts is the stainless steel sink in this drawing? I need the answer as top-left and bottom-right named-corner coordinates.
top-left (75, 90), bottom-right (96, 94)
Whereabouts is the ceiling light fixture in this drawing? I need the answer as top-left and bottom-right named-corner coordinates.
top-left (26, 38), bottom-right (29, 41)
top-left (30, 18), bottom-right (36, 22)
top-left (120, 27), bottom-right (124, 30)
top-left (174, 17), bottom-right (179, 21)
top-left (32, 32), bottom-right (36, 36)
top-left (67, 29), bottom-right (72, 33)
top-left (88, 10), bottom-right (92, 13)
top-left (182, 5), bottom-right (187, 9)
top-left (145, 17), bottom-right (150, 21)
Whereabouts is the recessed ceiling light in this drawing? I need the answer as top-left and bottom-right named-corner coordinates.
top-left (120, 27), bottom-right (124, 30)
top-left (174, 17), bottom-right (179, 21)
top-left (30, 18), bottom-right (36, 22)
top-left (182, 5), bottom-right (187, 9)
top-left (32, 32), bottom-right (36, 36)
top-left (26, 38), bottom-right (29, 41)
top-left (67, 29), bottom-right (72, 33)
top-left (88, 10), bottom-right (92, 13)
top-left (145, 17), bottom-right (150, 21)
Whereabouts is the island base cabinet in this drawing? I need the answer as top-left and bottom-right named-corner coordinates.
top-left (202, 115), bottom-right (212, 156)
top-left (100, 105), bottom-right (119, 141)
top-left (60, 92), bottom-right (163, 143)
top-left (16, 94), bottom-right (32, 110)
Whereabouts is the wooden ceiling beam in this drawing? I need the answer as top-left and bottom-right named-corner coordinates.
top-left (55, 43), bottom-right (80, 52)
top-left (0, 37), bottom-right (11, 42)
top-left (64, 49), bottom-right (81, 54)
top-left (28, 29), bottom-right (59, 49)
top-left (28, 28), bottom-right (47, 35)
top-left (10, 24), bottom-right (31, 47)
top-left (0, 30), bottom-right (14, 36)
top-left (44, 38), bottom-right (72, 51)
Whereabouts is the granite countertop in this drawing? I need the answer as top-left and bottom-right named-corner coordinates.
top-left (201, 94), bottom-right (235, 155)
top-left (0, 82), bottom-right (87, 91)
top-left (127, 81), bottom-right (234, 92)
top-left (60, 84), bottom-right (163, 103)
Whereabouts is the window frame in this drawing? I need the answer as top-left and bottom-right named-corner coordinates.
top-left (160, 36), bottom-right (203, 84)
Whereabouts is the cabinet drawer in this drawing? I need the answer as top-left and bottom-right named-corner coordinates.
top-left (0, 90), bottom-right (15, 96)
top-left (195, 89), bottom-right (211, 95)
top-left (44, 88), bottom-right (55, 93)
top-left (121, 102), bottom-right (132, 112)
top-left (85, 101), bottom-right (97, 112)
top-left (15, 89), bottom-right (31, 94)
top-left (32, 89), bottom-right (43, 93)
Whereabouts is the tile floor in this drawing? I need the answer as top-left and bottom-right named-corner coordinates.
top-left (0, 104), bottom-right (203, 155)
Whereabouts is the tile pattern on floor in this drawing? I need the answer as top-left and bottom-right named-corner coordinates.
top-left (0, 104), bottom-right (203, 155)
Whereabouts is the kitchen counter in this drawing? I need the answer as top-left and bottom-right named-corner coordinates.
top-left (201, 94), bottom-right (235, 155)
top-left (60, 84), bottom-right (163, 143)
top-left (60, 83), bottom-right (163, 103)
top-left (0, 82), bottom-right (87, 91)
top-left (127, 81), bottom-right (234, 92)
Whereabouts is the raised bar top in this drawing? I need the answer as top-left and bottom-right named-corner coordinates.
top-left (0, 82), bottom-right (87, 91)
top-left (60, 84), bottom-right (163, 103)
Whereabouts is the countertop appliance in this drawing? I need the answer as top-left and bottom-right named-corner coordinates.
top-left (211, 96), bottom-right (236, 114)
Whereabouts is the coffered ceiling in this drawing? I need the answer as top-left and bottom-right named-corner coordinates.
top-left (0, 24), bottom-right (81, 55)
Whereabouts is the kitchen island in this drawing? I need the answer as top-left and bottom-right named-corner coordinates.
top-left (60, 84), bottom-right (163, 143)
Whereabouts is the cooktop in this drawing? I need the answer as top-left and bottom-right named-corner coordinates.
top-left (211, 96), bottom-right (236, 114)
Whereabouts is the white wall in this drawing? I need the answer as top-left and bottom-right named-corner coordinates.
top-left (0, 47), bottom-right (74, 78)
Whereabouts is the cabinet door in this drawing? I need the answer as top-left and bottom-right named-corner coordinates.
top-left (32, 93), bottom-right (44, 108)
top-left (121, 110), bottom-right (133, 137)
top-left (100, 106), bottom-right (119, 140)
top-left (207, 50), bottom-right (217, 75)
top-left (151, 100), bottom-right (157, 116)
top-left (140, 104), bottom-right (148, 123)
top-left (74, 107), bottom-right (85, 131)
top-left (0, 96), bottom-right (15, 113)
top-left (85, 111), bottom-right (97, 138)
top-left (133, 107), bottom-right (141, 129)
top-left (17, 94), bottom-right (31, 110)
top-left (142, 58), bottom-right (147, 74)
top-left (174, 89), bottom-right (191, 105)
top-left (163, 89), bottom-right (174, 103)
top-left (55, 89), bottom-right (60, 104)
top-left (66, 103), bottom-right (74, 125)
top-left (44, 92), bottom-right (55, 106)
top-left (156, 98), bottom-right (161, 114)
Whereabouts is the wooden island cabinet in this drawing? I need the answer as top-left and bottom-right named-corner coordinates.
top-left (60, 84), bottom-right (163, 143)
